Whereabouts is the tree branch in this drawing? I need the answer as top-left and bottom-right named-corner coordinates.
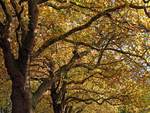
top-left (32, 4), bottom-right (125, 58)
top-left (32, 4), bottom-right (150, 58)
top-left (67, 73), bottom-right (95, 85)
top-left (47, 2), bottom-right (72, 10)
top-left (32, 50), bottom-right (88, 108)
top-left (18, 0), bottom-right (38, 74)
top-left (65, 96), bottom-right (122, 105)
top-left (64, 39), bottom-right (143, 59)
top-left (0, 1), bottom-right (11, 24)
top-left (0, 2), bottom-right (17, 78)
top-left (32, 79), bottom-right (52, 109)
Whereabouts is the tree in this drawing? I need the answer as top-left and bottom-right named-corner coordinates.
top-left (0, 0), bottom-right (38, 113)
top-left (0, 0), bottom-right (149, 113)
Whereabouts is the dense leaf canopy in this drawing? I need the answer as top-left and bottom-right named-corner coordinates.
top-left (0, 0), bottom-right (150, 113)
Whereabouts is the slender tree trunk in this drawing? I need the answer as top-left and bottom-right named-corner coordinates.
top-left (51, 81), bottom-right (67, 113)
top-left (51, 86), bottom-right (62, 113)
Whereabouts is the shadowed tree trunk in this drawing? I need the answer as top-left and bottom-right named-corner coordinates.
top-left (0, 38), bottom-right (33, 113)
top-left (0, 0), bottom-right (38, 112)
top-left (11, 74), bottom-right (32, 113)
top-left (51, 82), bottom-right (62, 113)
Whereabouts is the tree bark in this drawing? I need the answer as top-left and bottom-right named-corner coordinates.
top-left (51, 83), bottom-right (62, 113)
top-left (0, 0), bottom-right (37, 113)
top-left (10, 74), bottom-right (33, 113)
top-left (50, 81), bottom-right (67, 113)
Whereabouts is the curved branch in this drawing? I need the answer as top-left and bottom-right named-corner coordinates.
top-left (144, 7), bottom-right (150, 18)
top-left (32, 4), bottom-right (149, 58)
top-left (32, 4), bottom-right (126, 58)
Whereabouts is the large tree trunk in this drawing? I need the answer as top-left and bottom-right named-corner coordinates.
top-left (10, 74), bottom-right (32, 113)
top-left (0, 0), bottom-right (38, 112)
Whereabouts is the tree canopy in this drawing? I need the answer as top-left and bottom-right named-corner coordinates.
top-left (0, 0), bottom-right (150, 113)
